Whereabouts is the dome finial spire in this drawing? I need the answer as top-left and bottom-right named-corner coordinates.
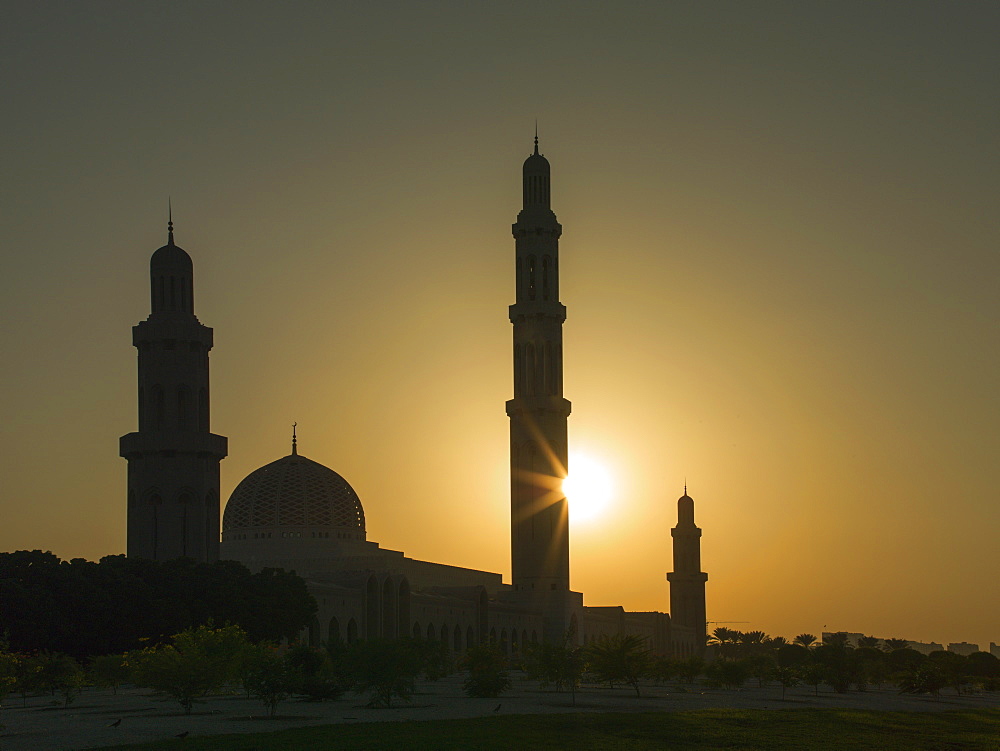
top-left (167, 197), bottom-right (174, 246)
top-left (534, 120), bottom-right (539, 155)
top-left (292, 422), bottom-right (298, 455)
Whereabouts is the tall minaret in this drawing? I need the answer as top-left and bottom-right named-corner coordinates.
top-left (506, 136), bottom-right (572, 639)
top-left (120, 216), bottom-right (228, 562)
top-left (667, 488), bottom-right (708, 649)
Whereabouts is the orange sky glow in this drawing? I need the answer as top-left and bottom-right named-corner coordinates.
top-left (1, 2), bottom-right (997, 648)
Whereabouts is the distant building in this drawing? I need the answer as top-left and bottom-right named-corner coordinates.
top-left (907, 640), bottom-right (944, 655)
top-left (120, 139), bottom-right (708, 656)
top-left (947, 642), bottom-right (980, 656)
top-left (990, 643), bottom-right (1000, 658)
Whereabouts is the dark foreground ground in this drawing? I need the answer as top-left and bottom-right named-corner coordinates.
top-left (3, 674), bottom-right (998, 751)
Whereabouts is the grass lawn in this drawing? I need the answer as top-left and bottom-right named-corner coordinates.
top-left (88, 707), bottom-right (1000, 750)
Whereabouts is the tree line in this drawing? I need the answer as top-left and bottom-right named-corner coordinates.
top-left (0, 550), bottom-right (317, 659)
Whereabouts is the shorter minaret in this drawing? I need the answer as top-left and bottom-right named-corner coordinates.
top-left (667, 487), bottom-right (708, 649)
top-left (120, 215), bottom-right (228, 561)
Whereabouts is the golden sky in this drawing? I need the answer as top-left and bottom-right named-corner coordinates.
top-left (1, 1), bottom-right (997, 648)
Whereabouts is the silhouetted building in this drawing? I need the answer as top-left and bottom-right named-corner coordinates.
top-left (907, 640), bottom-right (944, 655)
top-left (123, 140), bottom-right (705, 655)
top-left (668, 488), bottom-right (708, 647)
top-left (506, 135), bottom-right (581, 643)
top-left (947, 642), bottom-right (980, 656)
top-left (120, 217), bottom-right (227, 562)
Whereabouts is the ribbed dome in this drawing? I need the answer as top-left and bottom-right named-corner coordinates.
top-left (222, 453), bottom-right (365, 533)
top-left (151, 241), bottom-right (193, 272)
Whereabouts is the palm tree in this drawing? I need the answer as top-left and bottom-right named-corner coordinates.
top-left (857, 635), bottom-right (881, 649)
top-left (882, 638), bottom-right (909, 652)
top-left (793, 633), bottom-right (817, 649)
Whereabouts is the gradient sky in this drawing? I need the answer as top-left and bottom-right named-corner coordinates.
top-left (2, 1), bottom-right (997, 648)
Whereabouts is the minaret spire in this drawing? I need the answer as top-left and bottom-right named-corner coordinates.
top-left (292, 422), bottom-right (298, 455)
top-left (534, 121), bottom-right (539, 155)
top-left (167, 198), bottom-right (174, 246)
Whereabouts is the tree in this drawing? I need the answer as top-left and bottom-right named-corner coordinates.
top-left (88, 654), bottom-right (130, 695)
top-left (857, 635), bottom-right (881, 649)
top-left (31, 652), bottom-right (84, 707)
top-left (524, 637), bottom-right (585, 704)
top-left (793, 634), bottom-right (817, 649)
top-left (129, 624), bottom-right (250, 714)
top-left (899, 663), bottom-right (947, 696)
top-left (344, 639), bottom-right (421, 707)
top-left (882, 638), bottom-right (910, 652)
top-left (462, 644), bottom-right (511, 698)
top-left (773, 666), bottom-right (800, 700)
top-left (676, 656), bottom-right (704, 684)
top-left (705, 657), bottom-right (751, 689)
top-left (284, 643), bottom-right (342, 701)
top-left (241, 644), bottom-right (292, 717)
top-left (586, 634), bottom-right (651, 698)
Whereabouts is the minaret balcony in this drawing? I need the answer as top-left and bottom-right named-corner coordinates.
top-left (505, 396), bottom-right (571, 419)
top-left (120, 431), bottom-right (228, 459)
top-left (509, 301), bottom-right (566, 323)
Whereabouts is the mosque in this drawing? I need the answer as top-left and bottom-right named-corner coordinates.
top-left (119, 140), bottom-right (707, 657)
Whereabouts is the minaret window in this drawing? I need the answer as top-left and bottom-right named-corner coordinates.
top-left (528, 256), bottom-right (536, 300)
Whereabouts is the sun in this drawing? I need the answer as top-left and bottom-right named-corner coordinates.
top-left (562, 452), bottom-right (614, 523)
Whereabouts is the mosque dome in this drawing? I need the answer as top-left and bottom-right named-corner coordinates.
top-left (151, 242), bottom-right (192, 271)
top-left (222, 450), bottom-right (366, 536)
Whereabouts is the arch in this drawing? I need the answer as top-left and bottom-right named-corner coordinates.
top-left (382, 578), bottom-right (397, 639)
top-left (329, 616), bottom-right (341, 643)
top-left (531, 630), bottom-right (538, 643)
top-left (478, 589), bottom-right (489, 646)
top-left (365, 576), bottom-right (380, 639)
top-left (151, 385), bottom-right (165, 429)
top-left (149, 494), bottom-right (162, 559)
top-left (427, 623), bottom-right (435, 641)
top-left (500, 628), bottom-right (508, 655)
top-left (412, 622), bottom-right (421, 639)
top-left (347, 618), bottom-right (358, 643)
top-left (198, 388), bottom-right (208, 431)
top-left (177, 386), bottom-right (189, 430)
top-left (453, 625), bottom-right (462, 652)
top-left (511, 628), bottom-right (519, 654)
top-left (467, 625), bottom-right (475, 650)
top-left (489, 627), bottom-right (497, 644)
top-left (527, 255), bottom-right (536, 300)
top-left (169, 276), bottom-right (176, 309)
top-left (522, 629), bottom-right (529, 650)
top-left (177, 492), bottom-right (194, 558)
top-left (308, 616), bottom-right (321, 647)
top-left (534, 341), bottom-right (544, 395)
top-left (397, 578), bottom-right (411, 637)
top-left (525, 344), bottom-right (535, 396)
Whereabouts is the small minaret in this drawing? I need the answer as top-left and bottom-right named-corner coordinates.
top-left (667, 487), bottom-right (708, 648)
top-left (506, 135), bottom-right (573, 641)
top-left (120, 215), bottom-right (228, 561)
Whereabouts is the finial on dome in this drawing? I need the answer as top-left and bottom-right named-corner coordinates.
top-left (684, 480), bottom-right (687, 496)
top-left (292, 422), bottom-right (297, 455)
top-left (167, 198), bottom-right (174, 246)
top-left (534, 120), bottom-right (539, 155)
